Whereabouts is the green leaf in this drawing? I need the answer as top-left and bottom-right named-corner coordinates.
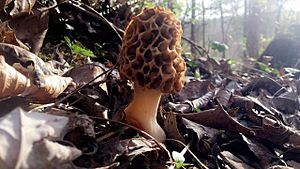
top-left (194, 107), bottom-right (202, 112)
top-left (64, 36), bottom-right (96, 57)
top-left (64, 36), bottom-right (72, 48)
top-left (144, 1), bottom-right (155, 7)
top-left (175, 162), bottom-right (191, 169)
top-left (256, 61), bottom-right (280, 76)
top-left (64, 36), bottom-right (71, 44)
top-left (210, 41), bottom-right (228, 52)
top-left (227, 59), bottom-right (235, 65)
top-left (193, 70), bottom-right (201, 79)
top-left (187, 60), bottom-right (196, 69)
top-left (71, 44), bottom-right (95, 57)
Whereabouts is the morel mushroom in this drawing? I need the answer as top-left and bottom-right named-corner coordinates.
top-left (118, 6), bottom-right (186, 142)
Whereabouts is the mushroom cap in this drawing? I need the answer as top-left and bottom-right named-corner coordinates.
top-left (118, 6), bottom-right (186, 93)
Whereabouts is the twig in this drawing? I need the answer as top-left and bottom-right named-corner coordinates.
top-left (182, 36), bottom-right (210, 58)
top-left (43, 66), bottom-right (115, 112)
top-left (294, 57), bottom-right (300, 68)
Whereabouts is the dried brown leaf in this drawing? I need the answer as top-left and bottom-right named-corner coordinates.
top-left (9, 6), bottom-right (49, 54)
top-left (25, 73), bottom-right (74, 102)
top-left (220, 151), bottom-right (255, 169)
top-left (0, 57), bottom-right (74, 102)
top-left (0, 55), bottom-right (29, 98)
top-left (182, 118), bottom-right (220, 153)
top-left (173, 80), bottom-right (212, 102)
top-left (163, 112), bottom-right (185, 143)
top-left (242, 136), bottom-right (278, 168)
top-left (0, 21), bottom-right (22, 46)
top-left (65, 64), bottom-right (105, 86)
top-left (0, 43), bottom-right (53, 81)
top-left (9, 0), bottom-right (37, 17)
top-left (118, 138), bottom-right (171, 168)
top-left (176, 106), bottom-right (251, 134)
top-left (268, 165), bottom-right (294, 169)
top-left (230, 95), bottom-right (300, 146)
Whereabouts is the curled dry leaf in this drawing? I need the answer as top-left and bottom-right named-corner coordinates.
top-left (0, 55), bottom-right (29, 98)
top-left (0, 42), bottom-right (53, 85)
top-left (25, 72), bottom-right (74, 102)
top-left (0, 55), bottom-right (74, 102)
top-left (182, 118), bottom-right (220, 153)
top-left (241, 76), bottom-right (284, 96)
top-left (0, 108), bottom-right (81, 169)
top-left (0, 43), bottom-right (75, 102)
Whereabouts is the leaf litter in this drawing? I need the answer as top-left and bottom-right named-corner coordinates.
top-left (0, 0), bottom-right (300, 169)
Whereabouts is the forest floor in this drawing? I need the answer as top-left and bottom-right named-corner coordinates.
top-left (0, 0), bottom-right (300, 169)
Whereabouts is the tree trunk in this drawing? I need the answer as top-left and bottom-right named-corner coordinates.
top-left (191, 0), bottom-right (196, 55)
top-left (167, 0), bottom-right (175, 12)
top-left (243, 0), bottom-right (248, 57)
top-left (246, 0), bottom-right (260, 58)
top-left (201, 0), bottom-right (206, 48)
top-left (274, 1), bottom-right (284, 35)
top-left (219, 0), bottom-right (225, 58)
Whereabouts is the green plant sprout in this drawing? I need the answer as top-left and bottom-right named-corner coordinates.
top-left (194, 107), bottom-right (202, 113)
top-left (171, 141), bottom-right (192, 169)
top-left (192, 69), bottom-right (201, 80)
top-left (226, 59), bottom-right (235, 65)
top-left (64, 36), bottom-right (96, 58)
top-left (256, 61), bottom-right (280, 76)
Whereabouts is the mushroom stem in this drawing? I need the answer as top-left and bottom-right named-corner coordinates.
top-left (124, 83), bottom-right (166, 142)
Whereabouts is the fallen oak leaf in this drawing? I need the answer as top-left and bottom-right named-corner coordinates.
top-left (64, 63), bottom-right (105, 86)
top-left (27, 139), bottom-right (81, 169)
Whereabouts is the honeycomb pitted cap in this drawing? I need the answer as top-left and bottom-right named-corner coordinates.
top-left (118, 6), bottom-right (186, 93)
